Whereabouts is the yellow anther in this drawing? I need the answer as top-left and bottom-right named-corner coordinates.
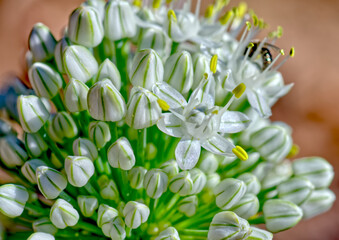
top-left (246, 21), bottom-right (251, 30)
top-left (232, 145), bottom-right (248, 161)
top-left (215, 0), bottom-right (230, 11)
top-left (210, 55), bottom-right (218, 74)
top-left (252, 14), bottom-right (259, 27)
top-left (277, 26), bottom-right (283, 38)
top-left (286, 144), bottom-right (299, 158)
top-left (133, 0), bottom-right (142, 7)
top-left (268, 31), bottom-right (276, 39)
top-left (280, 49), bottom-right (285, 55)
top-left (166, 0), bottom-right (172, 4)
top-left (157, 99), bottom-right (170, 111)
top-left (203, 73), bottom-right (209, 79)
top-left (290, 47), bottom-right (295, 57)
top-left (248, 42), bottom-right (254, 48)
top-left (237, 2), bottom-right (247, 18)
top-left (153, 0), bottom-right (161, 9)
top-left (232, 83), bottom-right (246, 98)
top-left (259, 19), bottom-right (267, 29)
top-left (167, 10), bottom-right (177, 22)
top-left (219, 10), bottom-right (234, 25)
top-left (205, 5), bottom-right (214, 18)
top-left (212, 109), bottom-right (219, 115)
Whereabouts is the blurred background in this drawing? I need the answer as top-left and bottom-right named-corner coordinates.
top-left (0, 0), bottom-right (338, 239)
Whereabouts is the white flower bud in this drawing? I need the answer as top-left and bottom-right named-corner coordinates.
top-left (237, 173), bottom-right (261, 195)
top-left (250, 125), bottom-right (292, 163)
top-left (263, 199), bottom-right (303, 233)
top-left (143, 169), bottom-right (168, 199)
top-left (82, 0), bottom-right (105, 21)
top-left (29, 23), bottom-right (56, 62)
top-left (107, 137), bottom-right (135, 170)
top-left (155, 227), bottom-right (180, 240)
top-left (261, 160), bottom-right (292, 190)
top-left (54, 37), bottom-right (72, 74)
top-left (64, 45), bottom-right (98, 83)
top-left (178, 195), bottom-right (198, 217)
top-left (128, 167), bottom-right (147, 189)
top-left (123, 201), bottom-right (150, 229)
top-left (64, 79), bottom-right (89, 112)
top-left (292, 157), bottom-right (334, 189)
top-left (126, 87), bottom-right (162, 129)
top-left (28, 62), bottom-right (63, 99)
top-left (68, 6), bottom-right (104, 47)
top-left (95, 59), bottom-right (121, 90)
top-left (192, 53), bottom-right (211, 89)
top-left (198, 152), bottom-right (219, 174)
top-left (169, 171), bottom-right (193, 196)
top-left (104, 0), bottom-right (136, 41)
top-left (65, 156), bottom-right (94, 187)
top-left (98, 175), bottom-right (119, 200)
top-left (36, 166), bottom-right (67, 199)
top-left (138, 28), bottom-right (169, 58)
top-left (190, 168), bottom-right (206, 194)
top-left (0, 184), bottom-right (28, 218)
top-left (17, 95), bottom-right (50, 133)
top-left (164, 50), bottom-right (193, 94)
top-left (102, 215), bottom-right (126, 239)
top-left (251, 162), bottom-right (272, 182)
top-left (88, 79), bottom-right (126, 122)
top-left (49, 112), bottom-right (78, 140)
top-left (28, 232), bottom-right (55, 240)
top-left (247, 227), bottom-right (273, 240)
top-left (97, 204), bottom-right (119, 228)
top-left (160, 160), bottom-right (179, 180)
top-left (214, 178), bottom-right (247, 210)
top-left (226, 152), bottom-right (260, 177)
top-left (206, 173), bottom-right (221, 189)
top-left (21, 159), bottom-right (47, 184)
top-left (24, 132), bottom-right (48, 158)
top-left (88, 121), bottom-right (111, 148)
top-left (77, 195), bottom-right (98, 217)
top-left (0, 136), bottom-right (28, 168)
top-left (230, 194), bottom-right (259, 219)
top-left (277, 177), bottom-right (314, 205)
top-left (130, 49), bottom-right (164, 90)
top-left (73, 138), bottom-right (98, 160)
top-left (208, 211), bottom-right (251, 240)
top-left (33, 217), bottom-right (58, 235)
top-left (50, 199), bottom-right (79, 229)
top-left (300, 189), bottom-right (335, 219)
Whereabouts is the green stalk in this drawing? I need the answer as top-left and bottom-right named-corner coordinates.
top-left (137, 128), bottom-right (147, 167)
top-left (114, 39), bottom-right (129, 100)
top-left (73, 220), bottom-right (105, 236)
top-left (52, 93), bottom-right (66, 111)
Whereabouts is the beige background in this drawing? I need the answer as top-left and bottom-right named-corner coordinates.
top-left (0, 0), bottom-right (338, 239)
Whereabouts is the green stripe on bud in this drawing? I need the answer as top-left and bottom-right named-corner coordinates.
top-left (0, 136), bottom-right (28, 168)
top-left (97, 204), bottom-right (119, 228)
top-left (143, 169), bottom-right (168, 199)
top-left (28, 232), bottom-right (55, 240)
top-left (214, 178), bottom-right (247, 210)
top-left (65, 156), bottom-right (94, 187)
top-left (0, 184), bottom-right (28, 218)
top-left (190, 168), bottom-right (206, 194)
top-left (178, 195), bottom-right (198, 217)
top-left (97, 175), bottom-right (119, 201)
top-left (29, 23), bottom-right (56, 62)
top-left (230, 193), bottom-right (259, 219)
top-left (138, 28), bottom-right (169, 58)
top-left (237, 173), bottom-right (261, 195)
top-left (21, 159), bottom-right (47, 184)
top-left (192, 53), bottom-right (211, 89)
top-left (36, 166), bottom-right (67, 199)
top-left (88, 121), bottom-right (111, 149)
top-left (24, 132), bottom-right (48, 158)
top-left (102, 215), bottom-right (126, 239)
top-left (95, 59), bottom-right (121, 90)
top-left (107, 137), bottom-right (135, 170)
top-left (49, 112), bottom-right (78, 140)
top-left (54, 37), bottom-right (72, 74)
top-left (32, 217), bottom-right (58, 235)
top-left (64, 79), bottom-right (89, 113)
top-left (169, 171), bottom-right (193, 196)
top-left (277, 177), bottom-right (314, 205)
top-left (73, 138), bottom-right (98, 160)
top-left (50, 199), bottom-right (79, 229)
top-left (160, 160), bottom-right (179, 180)
top-left (155, 227), bottom-right (180, 240)
top-left (247, 227), bottom-right (273, 240)
top-left (128, 167), bottom-right (147, 189)
top-left (123, 201), bottom-right (150, 229)
top-left (300, 189), bottom-right (335, 219)
top-left (261, 160), bottom-right (292, 190)
top-left (77, 195), bottom-right (98, 217)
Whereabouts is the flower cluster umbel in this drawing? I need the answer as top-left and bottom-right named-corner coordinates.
top-left (0, 0), bottom-right (335, 240)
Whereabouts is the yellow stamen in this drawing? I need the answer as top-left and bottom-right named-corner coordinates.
top-left (219, 10), bottom-right (234, 25)
top-left (157, 99), bottom-right (170, 111)
top-left (215, 0), bottom-right (230, 11)
top-left (246, 21), bottom-right (251, 30)
top-left (280, 49), bottom-right (285, 55)
top-left (259, 19), bottom-right (267, 29)
top-left (290, 47), bottom-right (295, 57)
top-left (286, 144), bottom-right (299, 158)
top-left (203, 73), bottom-right (209, 79)
top-left (166, 0), bottom-right (172, 4)
top-left (232, 83), bottom-right (246, 98)
top-left (248, 42), bottom-right (254, 48)
top-left (205, 5), bottom-right (214, 18)
top-left (277, 26), bottom-right (283, 38)
top-left (252, 14), bottom-right (259, 27)
top-left (237, 2), bottom-right (247, 18)
top-left (167, 10), bottom-right (177, 22)
top-left (212, 109), bottom-right (219, 115)
top-left (210, 55), bottom-right (218, 74)
top-left (133, 0), bottom-right (142, 7)
top-left (153, 0), bottom-right (161, 9)
top-left (232, 145), bottom-right (248, 161)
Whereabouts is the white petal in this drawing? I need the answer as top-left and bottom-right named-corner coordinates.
top-left (246, 89), bottom-right (272, 118)
top-left (202, 134), bottom-right (234, 156)
top-left (175, 137), bottom-right (201, 170)
top-left (157, 113), bottom-right (184, 138)
top-left (219, 111), bottom-right (251, 133)
top-left (152, 82), bottom-right (187, 110)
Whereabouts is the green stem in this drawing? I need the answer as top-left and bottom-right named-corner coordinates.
top-left (114, 39), bottom-right (129, 100)
top-left (248, 215), bottom-right (265, 224)
top-left (170, 41), bottom-right (180, 54)
top-left (59, 191), bottom-right (78, 208)
top-left (73, 220), bottom-right (104, 236)
top-left (52, 93), bottom-right (66, 111)
top-left (25, 202), bottom-right (49, 216)
top-left (38, 128), bottom-right (65, 166)
top-left (137, 128), bottom-right (147, 167)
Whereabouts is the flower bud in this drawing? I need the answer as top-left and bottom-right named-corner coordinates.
top-left (208, 211), bottom-right (251, 240)
top-left (54, 37), bottom-right (72, 73)
top-left (28, 232), bottom-right (55, 240)
top-left (292, 157), bottom-right (334, 189)
top-left (0, 136), bottom-right (28, 168)
top-left (237, 173), bottom-right (261, 195)
top-left (36, 166), bottom-right (67, 199)
top-left (21, 159), bottom-right (47, 184)
top-left (33, 217), bottom-right (58, 235)
top-left (88, 79), bottom-right (126, 122)
top-left (143, 169), bottom-right (168, 199)
top-left (301, 189), bottom-right (335, 219)
top-left (68, 6), bottom-right (104, 47)
top-left (95, 59), bottom-right (121, 90)
top-left (190, 168), bottom-right (206, 194)
top-left (98, 175), bottom-right (119, 200)
top-left (107, 137), bottom-right (135, 170)
top-left (230, 194), bottom-right (259, 219)
top-left (104, 0), bottom-right (136, 41)
top-left (49, 112), bottom-right (78, 140)
top-left (65, 156), bottom-right (94, 187)
top-left (126, 87), bottom-right (162, 129)
top-left (77, 195), bottom-right (98, 217)
top-left (0, 184), bottom-right (28, 218)
top-left (28, 23), bottom-right (56, 62)
top-left (101, 215), bottom-right (126, 239)
top-left (24, 132), bottom-right (48, 158)
top-left (192, 53), bottom-right (211, 89)
top-left (73, 138), bottom-right (98, 160)
top-left (277, 177), bottom-right (314, 205)
top-left (214, 178), bottom-right (247, 210)
top-left (155, 227), bottom-right (180, 240)
top-left (169, 171), bottom-right (193, 196)
top-left (261, 160), bottom-right (292, 190)
top-left (247, 227), bottom-right (273, 240)
top-left (160, 160), bottom-right (179, 180)
top-left (88, 121), bottom-right (111, 148)
top-left (17, 95), bottom-right (49, 133)
top-left (206, 173), bottom-right (221, 189)
top-left (263, 199), bottom-right (303, 233)
top-left (97, 204), bottom-right (119, 228)
top-left (178, 195), bottom-right (198, 217)
top-left (164, 50), bottom-right (193, 94)
top-left (128, 167), bottom-right (147, 189)
top-left (64, 79), bottom-right (89, 112)
top-left (138, 28), bottom-right (169, 58)
top-left (82, 0), bottom-right (105, 21)
top-left (123, 201), bottom-right (150, 229)
top-left (50, 199), bottom-right (79, 229)
top-left (28, 62), bottom-right (63, 99)
top-left (130, 49), bottom-right (164, 90)
top-left (198, 152), bottom-right (219, 174)
top-left (225, 152), bottom-right (260, 177)
top-left (250, 125), bottom-right (292, 163)
top-left (64, 45), bottom-right (98, 83)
